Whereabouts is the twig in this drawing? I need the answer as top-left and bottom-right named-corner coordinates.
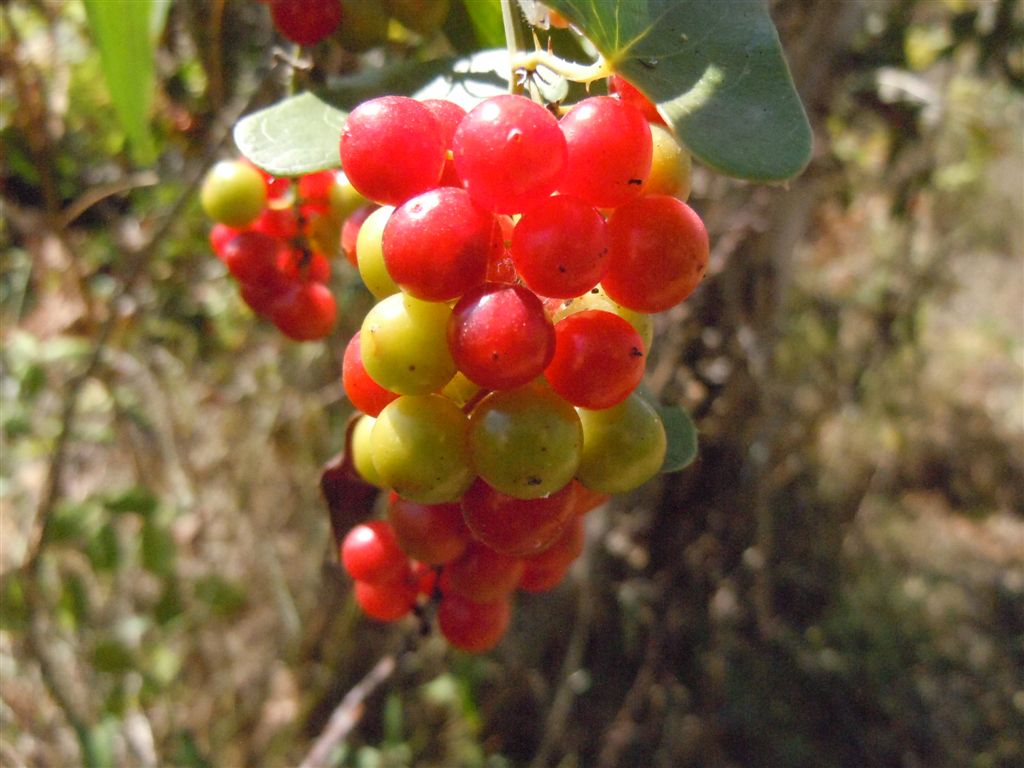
top-left (298, 654), bottom-right (398, 768)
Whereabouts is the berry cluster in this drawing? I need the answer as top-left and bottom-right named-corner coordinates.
top-left (335, 87), bottom-right (708, 651)
top-left (201, 160), bottom-right (366, 340)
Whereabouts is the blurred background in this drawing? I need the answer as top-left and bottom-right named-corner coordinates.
top-left (1, 1), bottom-right (1021, 766)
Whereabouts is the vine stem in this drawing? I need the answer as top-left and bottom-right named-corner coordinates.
top-left (511, 48), bottom-right (613, 86)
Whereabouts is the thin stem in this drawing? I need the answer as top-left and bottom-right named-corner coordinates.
top-left (511, 48), bottom-right (612, 86)
top-left (500, 0), bottom-right (523, 94)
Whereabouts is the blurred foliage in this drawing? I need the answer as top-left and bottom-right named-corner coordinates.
top-left (1, 1), bottom-right (1022, 767)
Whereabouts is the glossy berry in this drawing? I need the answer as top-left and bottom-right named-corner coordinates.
top-left (342, 332), bottom-right (399, 417)
top-left (609, 74), bottom-right (666, 125)
top-left (341, 204), bottom-right (378, 268)
top-left (441, 541), bottom-right (524, 603)
top-left (421, 99), bottom-right (467, 187)
top-left (453, 94), bottom-right (567, 214)
top-left (437, 592), bottom-right (510, 653)
top-left (270, 0), bottom-right (343, 46)
top-left (354, 577), bottom-right (417, 622)
top-left (387, 494), bottom-right (470, 565)
top-left (360, 293), bottom-right (456, 395)
top-left (603, 195), bottom-right (709, 313)
top-left (448, 282), bottom-right (555, 390)
top-left (340, 96), bottom-right (445, 205)
top-left (558, 96), bottom-right (653, 209)
top-left (355, 205), bottom-right (399, 299)
top-left (270, 282), bottom-right (337, 341)
top-left (200, 160), bottom-right (267, 227)
top-left (468, 383), bottom-right (582, 499)
top-left (370, 394), bottom-right (474, 504)
top-left (461, 478), bottom-right (576, 556)
top-left (511, 195), bottom-right (609, 298)
top-left (519, 515), bottom-right (585, 593)
top-left (221, 231), bottom-right (282, 286)
top-left (576, 393), bottom-right (667, 494)
top-left (341, 520), bottom-right (408, 583)
top-left (545, 310), bottom-right (645, 410)
top-left (382, 188), bottom-right (497, 301)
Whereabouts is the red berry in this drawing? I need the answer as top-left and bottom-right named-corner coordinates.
top-left (209, 223), bottom-right (242, 259)
top-left (270, 282), bottom-right (337, 341)
top-left (340, 520), bottom-right (408, 583)
top-left (269, 0), bottom-right (342, 46)
top-left (461, 478), bottom-right (576, 557)
top-left (558, 96), bottom-right (653, 209)
top-left (222, 231), bottom-right (282, 286)
top-left (438, 593), bottom-right (510, 653)
top-left (387, 493), bottom-right (471, 565)
top-left (510, 195), bottom-right (609, 298)
top-left (447, 282), bottom-right (555, 390)
top-left (518, 515), bottom-right (584, 593)
top-left (341, 204), bottom-right (377, 267)
top-left (354, 577), bottom-right (417, 622)
top-left (342, 332), bottom-right (400, 417)
top-left (382, 187), bottom-right (497, 302)
top-left (340, 96), bottom-right (446, 205)
top-left (602, 195), bottom-right (709, 313)
top-left (441, 542), bottom-right (524, 603)
top-left (545, 310), bottom-right (645, 409)
top-left (609, 75), bottom-right (666, 125)
top-left (452, 94), bottom-right (567, 214)
top-left (421, 99), bottom-right (467, 188)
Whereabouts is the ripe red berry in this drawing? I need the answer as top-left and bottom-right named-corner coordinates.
top-left (447, 282), bottom-right (555, 390)
top-left (558, 96), bottom-right (653, 209)
top-left (221, 231), bottom-right (282, 286)
top-left (270, 282), bottom-right (337, 341)
top-left (510, 195), bottom-right (609, 298)
top-left (421, 99), bottom-right (467, 188)
top-left (441, 542), bottom-right (524, 603)
top-left (519, 515), bottom-right (585, 593)
top-left (382, 187), bottom-right (497, 301)
top-left (340, 520), bottom-right (408, 583)
top-left (354, 577), bottom-right (417, 622)
top-left (342, 332), bottom-right (400, 417)
top-left (609, 74), bottom-right (666, 126)
top-left (602, 195), bottom-right (709, 313)
top-left (386, 493), bottom-right (471, 565)
top-left (461, 478), bottom-right (576, 557)
top-left (269, 0), bottom-right (343, 46)
top-left (438, 593), bottom-right (510, 653)
top-left (545, 310), bottom-right (645, 409)
top-left (340, 96), bottom-right (446, 205)
top-left (452, 94), bottom-right (567, 214)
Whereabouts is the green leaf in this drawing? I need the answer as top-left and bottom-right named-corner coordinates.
top-left (92, 638), bottom-right (136, 675)
top-left (103, 486), bottom-right (158, 517)
top-left (83, 0), bottom-right (164, 165)
top-left (545, 0), bottom-right (812, 181)
top-left (656, 402), bottom-right (699, 473)
top-left (194, 575), bottom-right (248, 618)
top-left (460, 0), bottom-right (505, 49)
top-left (233, 93), bottom-right (348, 177)
top-left (240, 54), bottom-right (509, 176)
top-left (140, 519), bottom-right (176, 577)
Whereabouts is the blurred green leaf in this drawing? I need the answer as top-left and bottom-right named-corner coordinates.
top-left (461, 0), bottom-right (505, 49)
top-left (154, 581), bottom-right (185, 625)
top-left (141, 519), bottom-right (176, 577)
top-left (92, 638), bottom-right (136, 675)
top-left (87, 522), bottom-right (120, 572)
top-left (49, 501), bottom-right (100, 544)
top-left (194, 575), bottom-right (248, 618)
top-left (83, 0), bottom-right (164, 165)
top-left (233, 93), bottom-right (347, 177)
top-left (172, 732), bottom-right (213, 768)
top-left (545, 0), bottom-right (812, 181)
top-left (103, 486), bottom-right (158, 517)
top-left (0, 572), bottom-right (29, 632)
